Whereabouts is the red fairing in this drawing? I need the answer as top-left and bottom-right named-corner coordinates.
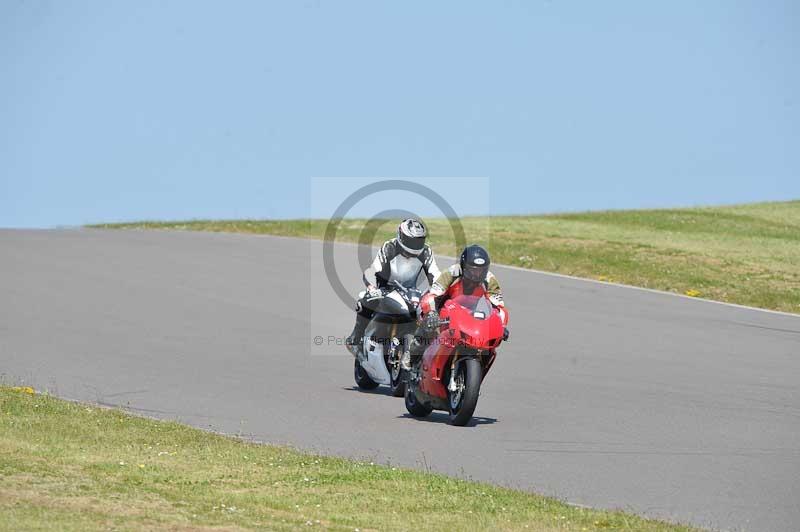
top-left (417, 292), bottom-right (509, 400)
top-left (440, 296), bottom-right (506, 350)
top-left (497, 306), bottom-right (509, 326)
top-left (419, 340), bottom-right (452, 399)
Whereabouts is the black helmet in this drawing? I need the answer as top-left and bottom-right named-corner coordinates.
top-left (397, 219), bottom-right (427, 256)
top-left (460, 244), bottom-right (490, 283)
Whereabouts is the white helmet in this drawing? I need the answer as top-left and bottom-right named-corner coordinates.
top-left (396, 218), bottom-right (427, 256)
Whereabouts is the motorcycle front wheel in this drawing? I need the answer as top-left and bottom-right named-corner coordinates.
top-left (389, 362), bottom-right (406, 397)
top-left (448, 357), bottom-right (482, 426)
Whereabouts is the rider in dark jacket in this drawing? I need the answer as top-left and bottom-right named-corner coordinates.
top-left (401, 244), bottom-right (506, 369)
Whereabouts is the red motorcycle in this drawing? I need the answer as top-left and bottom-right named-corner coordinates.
top-left (404, 293), bottom-right (509, 426)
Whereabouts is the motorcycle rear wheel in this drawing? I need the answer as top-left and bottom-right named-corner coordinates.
top-left (404, 384), bottom-right (433, 417)
top-left (354, 359), bottom-right (379, 390)
top-left (448, 357), bottom-right (482, 426)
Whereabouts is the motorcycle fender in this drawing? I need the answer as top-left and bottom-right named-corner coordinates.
top-left (451, 354), bottom-right (479, 385)
top-left (482, 350), bottom-right (497, 380)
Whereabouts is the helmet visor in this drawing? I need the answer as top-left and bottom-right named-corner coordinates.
top-left (463, 264), bottom-right (488, 283)
top-left (398, 233), bottom-right (425, 255)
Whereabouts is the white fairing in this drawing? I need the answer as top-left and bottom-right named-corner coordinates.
top-left (388, 254), bottom-right (423, 288)
top-left (361, 322), bottom-right (391, 384)
top-left (361, 340), bottom-right (391, 384)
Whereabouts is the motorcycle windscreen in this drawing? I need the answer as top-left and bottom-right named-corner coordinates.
top-left (375, 290), bottom-right (412, 318)
top-left (449, 294), bottom-right (490, 313)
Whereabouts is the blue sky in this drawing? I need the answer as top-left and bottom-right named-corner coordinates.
top-left (1, 0), bottom-right (798, 228)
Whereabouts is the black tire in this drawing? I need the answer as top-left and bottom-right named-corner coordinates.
top-left (404, 384), bottom-right (432, 417)
top-left (354, 359), bottom-right (379, 390)
top-left (448, 357), bottom-right (482, 426)
top-left (389, 366), bottom-right (406, 397)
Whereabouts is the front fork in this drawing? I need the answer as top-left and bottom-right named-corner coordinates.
top-left (387, 323), bottom-right (399, 362)
top-left (447, 351), bottom-right (461, 392)
top-left (447, 351), bottom-right (487, 392)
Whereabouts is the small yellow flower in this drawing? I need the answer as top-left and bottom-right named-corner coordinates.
top-left (11, 386), bottom-right (35, 395)
top-left (685, 289), bottom-right (701, 297)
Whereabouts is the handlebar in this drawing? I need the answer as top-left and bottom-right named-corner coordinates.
top-left (368, 281), bottom-right (403, 297)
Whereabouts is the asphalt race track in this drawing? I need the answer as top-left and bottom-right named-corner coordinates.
top-left (2, 229), bottom-right (799, 531)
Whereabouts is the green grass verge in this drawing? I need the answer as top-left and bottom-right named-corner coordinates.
top-left (0, 387), bottom-right (696, 531)
top-left (91, 200), bottom-right (800, 313)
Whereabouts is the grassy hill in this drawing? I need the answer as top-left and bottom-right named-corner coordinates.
top-left (93, 200), bottom-right (800, 313)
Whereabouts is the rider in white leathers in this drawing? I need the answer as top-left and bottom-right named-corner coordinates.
top-left (346, 219), bottom-right (440, 355)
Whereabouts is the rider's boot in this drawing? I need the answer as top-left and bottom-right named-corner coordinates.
top-left (346, 313), bottom-right (369, 357)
